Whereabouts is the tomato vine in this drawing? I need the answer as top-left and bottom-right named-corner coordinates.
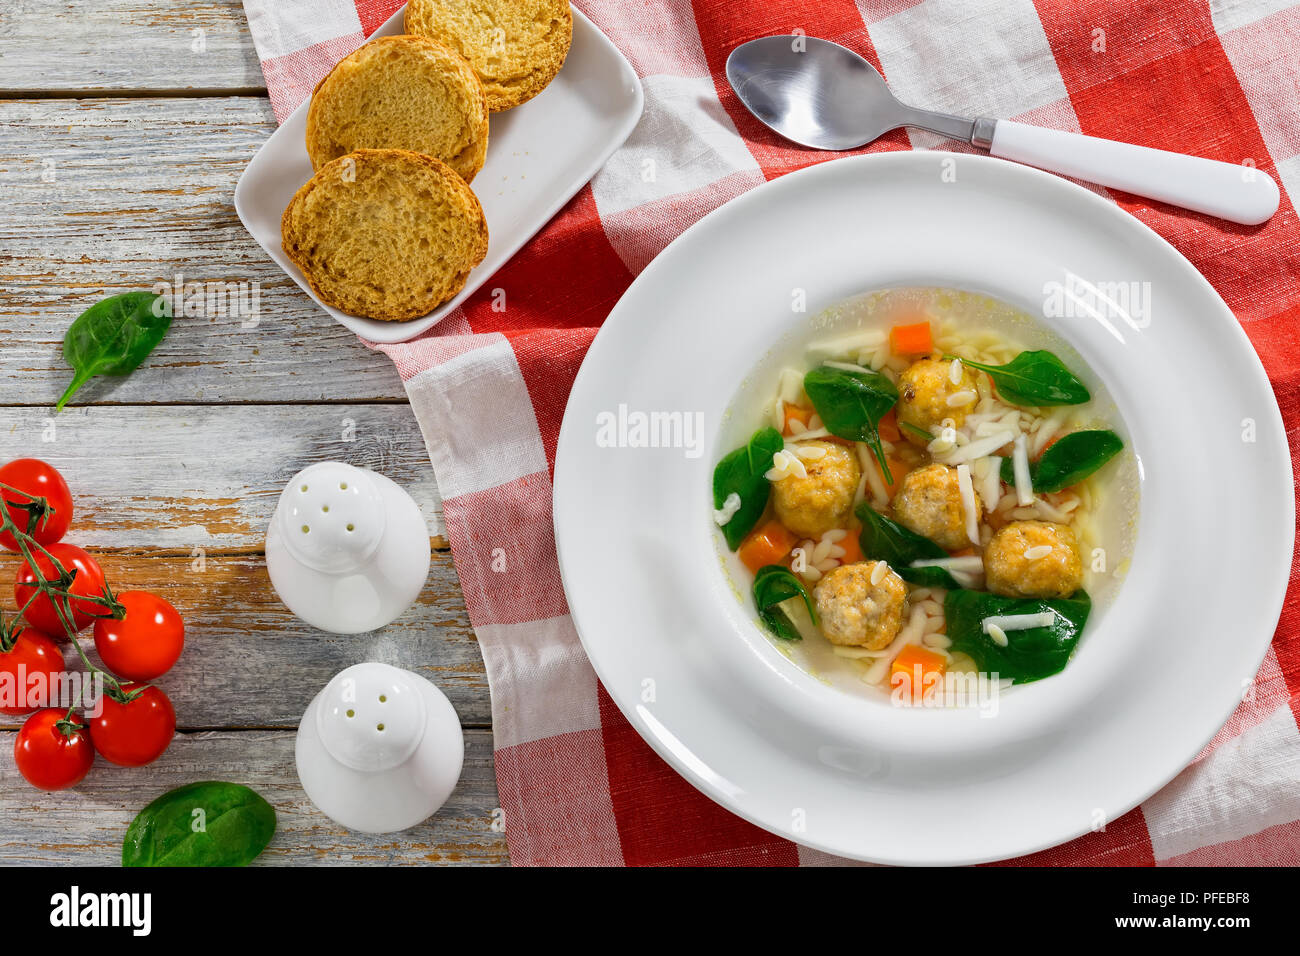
top-left (0, 480), bottom-right (128, 711)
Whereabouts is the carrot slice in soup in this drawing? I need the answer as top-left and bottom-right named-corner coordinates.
top-left (889, 321), bottom-right (933, 356)
top-left (738, 520), bottom-right (797, 574)
top-left (891, 644), bottom-right (947, 702)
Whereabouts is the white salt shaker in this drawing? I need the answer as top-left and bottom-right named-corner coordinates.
top-left (266, 461), bottom-right (431, 634)
top-left (296, 662), bottom-right (464, 833)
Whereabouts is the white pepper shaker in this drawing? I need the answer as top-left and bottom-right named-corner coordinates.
top-left (295, 662), bottom-right (464, 833)
top-left (265, 461), bottom-right (430, 634)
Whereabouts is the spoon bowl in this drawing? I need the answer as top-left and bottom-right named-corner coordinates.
top-left (726, 36), bottom-right (905, 149)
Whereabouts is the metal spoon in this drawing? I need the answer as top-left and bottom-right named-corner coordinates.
top-left (726, 35), bottom-right (1278, 226)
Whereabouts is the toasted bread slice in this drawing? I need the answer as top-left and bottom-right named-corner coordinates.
top-left (281, 149), bottom-right (489, 322)
top-left (404, 0), bottom-right (572, 112)
top-left (306, 35), bottom-right (489, 183)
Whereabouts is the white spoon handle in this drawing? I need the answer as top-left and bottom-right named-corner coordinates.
top-left (988, 119), bottom-right (1279, 226)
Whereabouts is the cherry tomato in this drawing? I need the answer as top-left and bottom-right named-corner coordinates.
top-left (0, 459), bottom-right (73, 551)
top-left (0, 626), bottom-right (65, 716)
top-left (88, 683), bottom-right (175, 767)
top-left (14, 709), bottom-right (94, 790)
top-left (93, 590), bottom-right (184, 682)
top-left (14, 543), bottom-right (107, 636)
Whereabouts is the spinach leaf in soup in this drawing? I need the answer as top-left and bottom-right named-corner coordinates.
top-left (1031, 429), bottom-right (1122, 493)
top-left (713, 426), bottom-right (785, 550)
top-left (753, 564), bottom-right (816, 641)
top-left (123, 781), bottom-right (276, 867)
top-left (803, 365), bottom-right (899, 477)
top-left (944, 589), bottom-right (1091, 684)
top-left (1000, 429), bottom-right (1123, 493)
top-left (956, 350), bottom-right (1090, 407)
top-left (57, 291), bottom-right (173, 411)
top-left (855, 502), bottom-right (962, 590)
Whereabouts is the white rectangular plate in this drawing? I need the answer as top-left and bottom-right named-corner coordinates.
top-left (234, 4), bottom-right (643, 344)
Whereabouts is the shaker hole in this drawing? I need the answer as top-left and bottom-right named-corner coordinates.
top-left (301, 525), bottom-right (310, 534)
top-left (346, 709), bottom-right (355, 718)
top-left (376, 723), bottom-right (385, 732)
top-left (322, 505), bottom-right (330, 513)
top-left (346, 523), bottom-right (355, 532)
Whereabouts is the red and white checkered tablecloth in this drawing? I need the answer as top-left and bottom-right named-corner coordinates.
top-left (241, 0), bottom-right (1300, 866)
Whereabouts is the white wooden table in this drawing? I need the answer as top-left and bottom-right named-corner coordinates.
top-left (0, 0), bottom-right (507, 864)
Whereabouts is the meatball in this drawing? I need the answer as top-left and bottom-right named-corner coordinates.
top-left (772, 440), bottom-right (860, 538)
top-left (984, 521), bottom-right (1083, 599)
top-left (897, 358), bottom-right (978, 446)
top-left (814, 561), bottom-right (906, 649)
top-left (891, 463), bottom-right (980, 551)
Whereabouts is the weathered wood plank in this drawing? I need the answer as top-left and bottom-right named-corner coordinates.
top-left (0, 549), bottom-right (487, 730)
top-left (0, 729), bottom-right (508, 865)
top-left (0, 96), bottom-right (414, 404)
top-left (0, 0), bottom-right (265, 93)
top-left (0, 404), bottom-right (478, 727)
top-left (0, 404), bottom-right (444, 547)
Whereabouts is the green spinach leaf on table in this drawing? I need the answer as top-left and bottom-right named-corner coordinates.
top-left (122, 781), bottom-right (276, 867)
top-left (57, 291), bottom-right (172, 410)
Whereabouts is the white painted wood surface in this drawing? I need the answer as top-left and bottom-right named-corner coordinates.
top-left (0, 96), bottom-right (409, 405)
top-left (0, 1), bottom-right (265, 92)
top-left (0, 550), bottom-right (488, 728)
top-left (0, 405), bottom-right (444, 547)
top-left (0, 1), bottom-right (509, 864)
top-left (0, 731), bottom-right (507, 865)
